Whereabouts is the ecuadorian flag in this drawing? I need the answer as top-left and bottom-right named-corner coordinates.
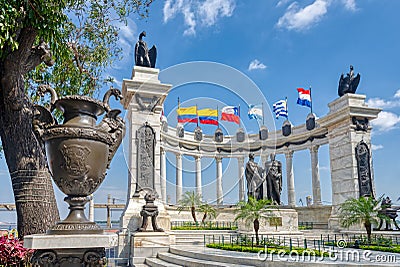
top-left (177, 106), bottom-right (198, 123)
top-left (198, 108), bottom-right (218, 125)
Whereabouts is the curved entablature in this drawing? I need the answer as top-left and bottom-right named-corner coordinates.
top-left (160, 118), bottom-right (329, 158)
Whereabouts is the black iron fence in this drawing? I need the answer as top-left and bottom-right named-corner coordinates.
top-left (171, 221), bottom-right (238, 229)
top-left (204, 233), bottom-right (400, 252)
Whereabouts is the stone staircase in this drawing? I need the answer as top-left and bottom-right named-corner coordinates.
top-left (144, 246), bottom-right (256, 267)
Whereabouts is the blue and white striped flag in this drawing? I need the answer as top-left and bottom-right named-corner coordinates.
top-left (248, 104), bottom-right (263, 120)
top-left (273, 99), bottom-right (288, 119)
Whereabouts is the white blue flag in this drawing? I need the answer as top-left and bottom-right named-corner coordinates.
top-left (273, 99), bottom-right (288, 119)
top-left (248, 104), bottom-right (263, 120)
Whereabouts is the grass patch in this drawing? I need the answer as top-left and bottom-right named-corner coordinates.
top-left (171, 226), bottom-right (237, 230)
top-left (359, 245), bottom-right (400, 253)
top-left (206, 243), bottom-right (330, 257)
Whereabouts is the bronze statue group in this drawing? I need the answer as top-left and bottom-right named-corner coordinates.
top-left (245, 153), bottom-right (283, 204)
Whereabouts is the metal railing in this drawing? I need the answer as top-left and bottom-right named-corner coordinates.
top-left (171, 221), bottom-right (238, 229)
top-left (204, 233), bottom-right (400, 252)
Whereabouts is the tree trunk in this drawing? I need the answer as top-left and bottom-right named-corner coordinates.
top-left (201, 212), bottom-right (207, 224)
top-left (364, 221), bottom-right (372, 244)
top-left (0, 27), bottom-right (59, 238)
top-left (254, 218), bottom-right (260, 245)
top-left (191, 206), bottom-right (197, 224)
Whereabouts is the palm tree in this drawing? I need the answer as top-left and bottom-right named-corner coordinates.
top-left (177, 191), bottom-right (202, 223)
top-left (234, 197), bottom-right (275, 245)
top-left (339, 195), bottom-right (386, 243)
top-left (198, 203), bottom-right (217, 224)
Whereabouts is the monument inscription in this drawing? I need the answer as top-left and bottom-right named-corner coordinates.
top-left (355, 140), bottom-right (373, 197)
top-left (136, 123), bottom-right (155, 192)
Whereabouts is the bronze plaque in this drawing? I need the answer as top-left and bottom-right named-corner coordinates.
top-left (269, 217), bottom-right (282, 227)
top-left (136, 124), bottom-right (155, 191)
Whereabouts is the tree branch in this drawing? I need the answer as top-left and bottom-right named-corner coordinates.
top-left (25, 41), bottom-right (54, 73)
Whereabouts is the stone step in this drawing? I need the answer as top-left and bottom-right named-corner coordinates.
top-left (157, 251), bottom-right (254, 267)
top-left (133, 264), bottom-right (150, 267)
top-left (145, 257), bottom-right (182, 267)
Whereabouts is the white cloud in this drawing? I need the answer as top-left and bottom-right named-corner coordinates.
top-left (342, 0), bottom-right (357, 11)
top-left (371, 111), bottom-right (400, 132)
top-left (371, 144), bottom-right (383, 151)
top-left (276, 0), bottom-right (291, 8)
top-left (276, 0), bottom-right (330, 31)
top-left (366, 90), bottom-right (400, 109)
top-left (248, 59), bottom-right (267, 71)
top-left (366, 98), bottom-right (400, 109)
top-left (163, 0), bottom-right (235, 36)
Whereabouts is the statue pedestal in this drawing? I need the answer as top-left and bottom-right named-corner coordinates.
top-left (24, 233), bottom-right (117, 267)
top-left (237, 208), bottom-right (303, 237)
top-left (320, 94), bottom-right (381, 230)
top-left (118, 66), bottom-right (172, 258)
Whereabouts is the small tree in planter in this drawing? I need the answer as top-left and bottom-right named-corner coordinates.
top-left (339, 195), bottom-right (387, 243)
top-left (234, 197), bottom-right (275, 245)
top-left (198, 203), bottom-right (217, 225)
top-left (177, 191), bottom-right (202, 224)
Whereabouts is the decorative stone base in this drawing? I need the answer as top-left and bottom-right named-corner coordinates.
top-left (117, 230), bottom-right (175, 262)
top-left (237, 208), bottom-right (303, 236)
top-left (24, 233), bottom-right (117, 267)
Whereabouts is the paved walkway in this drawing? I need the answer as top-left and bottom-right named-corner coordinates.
top-left (172, 244), bottom-right (400, 266)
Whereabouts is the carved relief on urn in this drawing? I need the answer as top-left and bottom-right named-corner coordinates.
top-left (33, 86), bottom-right (125, 234)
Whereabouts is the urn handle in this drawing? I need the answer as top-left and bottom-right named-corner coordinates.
top-left (99, 87), bottom-right (126, 168)
top-left (37, 84), bottom-right (59, 111)
top-left (103, 86), bottom-right (123, 113)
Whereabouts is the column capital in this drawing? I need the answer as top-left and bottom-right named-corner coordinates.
top-left (285, 150), bottom-right (294, 158)
top-left (215, 156), bottom-right (223, 163)
top-left (310, 145), bottom-right (320, 153)
top-left (237, 157), bottom-right (245, 164)
top-left (194, 155), bottom-right (202, 161)
top-left (175, 152), bottom-right (182, 159)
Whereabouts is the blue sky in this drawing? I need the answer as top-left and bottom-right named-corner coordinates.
top-left (1, 0), bottom-right (400, 223)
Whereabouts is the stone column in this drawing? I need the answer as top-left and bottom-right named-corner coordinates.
top-left (216, 157), bottom-right (223, 205)
top-left (176, 153), bottom-right (183, 203)
top-left (310, 145), bottom-right (322, 206)
top-left (321, 94), bottom-right (380, 230)
top-left (195, 156), bottom-right (202, 199)
top-left (160, 148), bottom-right (167, 203)
top-left (238, 157), bottom-right (245, 201)
top-left (261, 154), bottom-right (268, 199)
top-left (285, 150), bottom-right (296, 207)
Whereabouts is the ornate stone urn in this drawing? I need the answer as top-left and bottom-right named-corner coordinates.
top-left (33, 86), bottom-right (125, 234)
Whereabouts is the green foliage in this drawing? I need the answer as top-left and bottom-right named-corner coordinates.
top-left (198, 203), bottom-right (217, 222)
top-left (1, 0), bottom-right (154, 97)
top-left (177, 191), bottom-right (202, 212)
top-left (359, 245), bottom-right (400, 253)
top-left (234, 197), bottom-right (275, 228)
top-left (339, 196), bottom-right (385, 229)
top-left (206, 243), bottom-right (330, 257)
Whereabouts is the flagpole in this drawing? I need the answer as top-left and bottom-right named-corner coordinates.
top-left (178, 97), bottom-right (180, 109)
top-left (217, 105), bottom-right (219, 128)
top-left (285, 96), bottom-right (289, 120)
top-left (196, 104), bottom-right (199, 127)
top-left (262, 102), bottom-right (265, 125)
top-left (309, 86), bottom-right (313, 114)
top-left (238, 104), bottom-right (241, 128)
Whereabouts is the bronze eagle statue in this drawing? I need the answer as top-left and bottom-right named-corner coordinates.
top-left (134, 31), bottom-right (157, 68)
top-left (338, 65), bottom-right (360, 97)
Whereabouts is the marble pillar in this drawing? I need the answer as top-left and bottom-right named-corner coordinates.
top-left (160, 148), bottom-right (167, 203)
top-left (285, 150), bottom-right (296, 207)
top-left (216, 157), bottom-right (223, 205)
top-left (195, 156), bottom-right (202, 199)
top-left (176, 153), bottom-right (183, 203)
top-left (238, 157), bottom-right (245, 202)
top-left (310, 145), bottom-right (322, 206)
